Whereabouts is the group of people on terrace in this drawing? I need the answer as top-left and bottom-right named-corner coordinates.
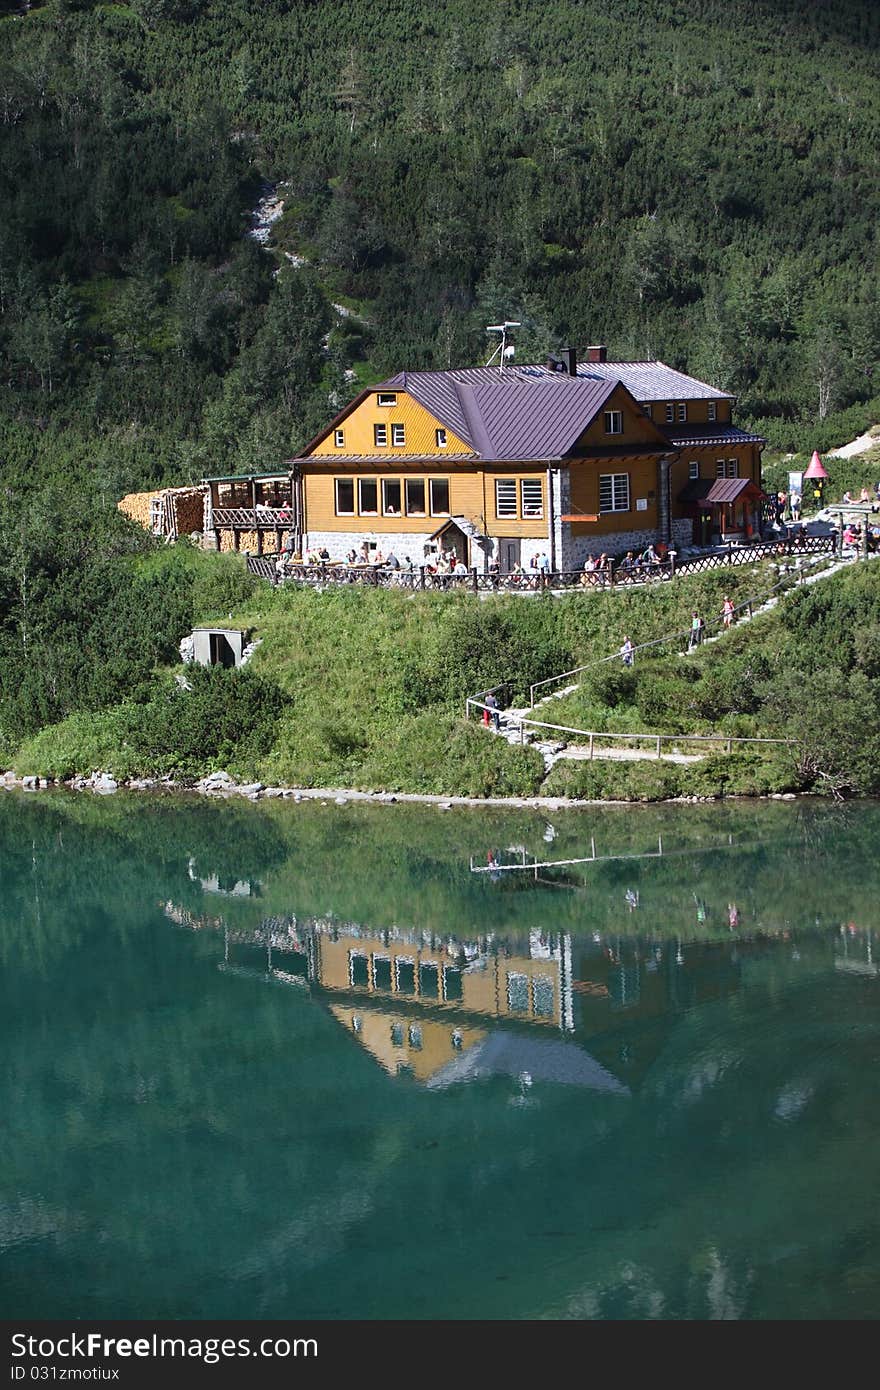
top-left (580, 543), bottom-right (669, 586)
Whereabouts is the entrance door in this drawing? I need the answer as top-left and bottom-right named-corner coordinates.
top-left (500, 539), bottom-right (520, 573)
top-left (209, 632), bottom-right (236, 668)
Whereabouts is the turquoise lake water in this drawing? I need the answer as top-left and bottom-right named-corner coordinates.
top-left (1, 791), bottom-right (877, 1320)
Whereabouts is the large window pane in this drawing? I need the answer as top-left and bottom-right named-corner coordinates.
top-left (335, 479), bottom-right (355, 515)
top-left (496, 479), bottom-right (517, 518)
top-left (405, 479), bottom-right (426, 515)
top-left (359, 479), bottom-right (378, 514)
top-left (430, 479), bottom-right (450, 514)
top-left (521, 479), bottom-right (543, 517)
top-left (382, 480), bottom-right (401, 515)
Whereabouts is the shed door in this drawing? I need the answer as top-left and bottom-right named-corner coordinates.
top-left (209, 633), bottom-right (237, 668)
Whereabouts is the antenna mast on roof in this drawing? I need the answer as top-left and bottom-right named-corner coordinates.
top-left (485, 322), bottom-right (521, 372)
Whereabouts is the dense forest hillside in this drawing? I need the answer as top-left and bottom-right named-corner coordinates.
top-left (2, 1), bottom-right (879, 797)
top-left (1, 0), bottom-right (879, 494)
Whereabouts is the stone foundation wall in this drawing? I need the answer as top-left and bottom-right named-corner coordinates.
top-left (559, 517), bottom-right (693, 570)
top-left (304, 530), bottom-right (437, 564)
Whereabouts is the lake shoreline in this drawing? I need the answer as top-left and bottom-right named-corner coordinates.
top-left (0, 768), bottom-right (804, 810)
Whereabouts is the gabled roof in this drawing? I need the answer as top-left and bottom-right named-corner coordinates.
top-left (679, 477), bottom-right (765, 504)
top-left (299, 356), bottom-right (739, 463)
top-left (377, 370), bottom-right (666, 461)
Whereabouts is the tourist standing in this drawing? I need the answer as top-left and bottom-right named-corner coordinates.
top-left (688, 611), bottom-right (704, 651)
top-left (722, 595), bottom-right (735, 629)
top-left (620, 636), bottom-right (634, 667)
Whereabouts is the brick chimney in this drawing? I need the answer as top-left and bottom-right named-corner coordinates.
top-left (586, 345), bottom-right (607, 363)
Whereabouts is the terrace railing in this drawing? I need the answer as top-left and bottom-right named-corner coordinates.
top-left (212, 507), bottom-right (294, 528)
top-left (245, 534), bottom-right (839, 595)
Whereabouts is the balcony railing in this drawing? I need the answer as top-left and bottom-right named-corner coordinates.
top-left (212, 507), bottom-right (293, 528)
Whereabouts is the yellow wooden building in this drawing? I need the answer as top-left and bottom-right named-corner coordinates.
top-left (197, 346), bottom-right (765, 571)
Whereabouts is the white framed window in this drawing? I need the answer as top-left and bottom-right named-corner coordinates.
top-left (382, 479), bottom-right (401, 515)
top-left (677, 402), bottom-right (687, 422)
top-left (644, 403), bottom-right (653, 418)
top-left (665, 403), bottom-right (674, 423)
top-left (507, 972), bottom-right (529, 1013)
top-left (391, 422), bottom-right (406, 447)
top-left (430, 479), bottom-right (450, 514)
top-left (496, 478), bottom-right (517, 518)
top-left (520, 479), bottom-right (543, 518)
top-left (334, 428), bottom-right (345, 448)
top-left (689, 460), bottom-right (700, 480)
top-left (435, 428), bottom-right (447, 448)
top-left (377, 392), bottom-right (397, 407)
top-left (726, 458), bottom-right (739, 478)
top-left (358, 479), bottom-right (378, 514)
top-left (599, 473), bottom-right (630, 513)
top-left (405, 479), bottom-right (425, 515)
top-left (349, 952), bottom-right (369, 987)
top-left (373, 423), bottom-right (387, 447)
top-left (603, 410), bottom-right (623, 435)
top-left (532, 975), bottom-right (555, 1017)
top-left (335, 478), bottom-right (355, 515)
top-left (708, 401), bottom-right (717, 422)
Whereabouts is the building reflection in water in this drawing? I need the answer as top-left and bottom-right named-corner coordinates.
top-left (163, 901), bottom-right (776, 1096)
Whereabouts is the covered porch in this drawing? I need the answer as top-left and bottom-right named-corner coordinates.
top-left (678, 477), bottom-right (766, 545)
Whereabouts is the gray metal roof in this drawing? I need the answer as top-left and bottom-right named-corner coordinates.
top-left (571, 360), bottom-right (732, 400)
top-left (669, 425), bottom-right (766, 448)
top-left (383, 358), bottom-right (733, 402)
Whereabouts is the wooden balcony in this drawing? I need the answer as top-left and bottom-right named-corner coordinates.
top-left (212, 507), bottom-right (294, 528)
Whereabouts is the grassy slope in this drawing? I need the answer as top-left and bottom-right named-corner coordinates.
top-left (19, 553), bottom-right (879, 800)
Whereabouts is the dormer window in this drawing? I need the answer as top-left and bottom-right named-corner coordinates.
top-left (334, 429), bottom-right (345, 448)
top-left (377, 392), bottom-right (397, 407)
top-left (708, 401), bottom-right (717, 422)
top-left (603, 410), bottom-right (623, 435)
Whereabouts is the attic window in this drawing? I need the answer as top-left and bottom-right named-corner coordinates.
top-left (603, 410), bottom-right (623, 435)
top-left (678, 403), bottom-right (687, 422)
top-left (334, 429), bottom-right (345, 448)
top-left (665, 403), bottom-right (674, 423)
top-left (436, 428), bottom-right (447, 448)
top-left (377, 392), bottom-right (397, 407)
top-left (708, 401), bottom-right (717, 422)
top-left (391, 422), bottom-right (406, 447)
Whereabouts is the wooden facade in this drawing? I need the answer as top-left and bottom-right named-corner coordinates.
top-left (193, 354), bottom-right (764, 568)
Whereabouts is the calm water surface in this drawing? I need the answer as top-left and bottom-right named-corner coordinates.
top-left (1, 792), bottom-right (878, 1320)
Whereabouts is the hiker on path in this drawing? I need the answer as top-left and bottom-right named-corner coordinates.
top-left (687, 611), bottom-right (704, 652)
top-left (484, 691), bottom-right (501, 730)
top-left (620, 635), bottom-right (635, 667)
top-left (722, 595), bottom-right (735, 629)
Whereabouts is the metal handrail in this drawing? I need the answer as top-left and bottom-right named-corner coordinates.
top-left (526, 548), bottom-right (839, 706)
top-left (464, 700), bottom-right (795, 758)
